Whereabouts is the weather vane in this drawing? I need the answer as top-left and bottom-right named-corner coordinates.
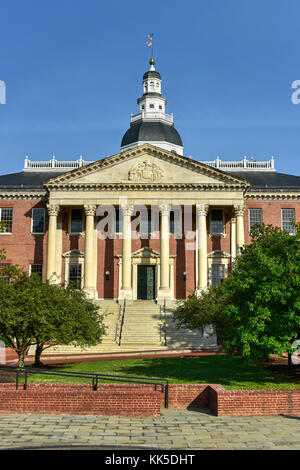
top-left (146, 33), bottom-right (154, 59)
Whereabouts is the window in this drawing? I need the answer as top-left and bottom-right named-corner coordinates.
top-left (249, 208), bottom-right (262, 232)
top-left (30, 264), bottom-right (43, 280)
top-left (149, 104), bottom-right (154, 109)
top-left (0, 263), bottom-right (9, 284)
top-left (32, 208), bottom-right (45, 234)
top-left (282, 209), bottom-right (295, 234)
top-left (0, 208), bottom-right (13, 233)
top-left (141, 209), bottom-right (152, 235)
top-left (69, 264), bottom-right (82, 289)
top-left (210, 209), bottom-right (224, 235)
top-left (211, 264), bottom-right (226, 286)
top-left (159, 105), bottom-right (162, 110)
top-left (115, 208), bottom-right (123, 233)
top-left (70, 209), bottom-right (83, 233)
top-left (170, 210), bottom-right (181, 235)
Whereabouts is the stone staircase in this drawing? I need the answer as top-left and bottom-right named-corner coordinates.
top-left (163, 303), bottom-right (217, 349)
top-left (45, 300), bottom-right (122, 354)
top-left (119, 301), bottom-right (164, 348)
top-left (34, 299), bottom-right (217, 356)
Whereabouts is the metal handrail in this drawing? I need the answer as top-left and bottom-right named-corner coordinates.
top-left (0, 365), bottom-right (169, 408)
top-left (118, 299), bottom-right (126, 346)
top-left (114, 303), bottom-right (123, 343)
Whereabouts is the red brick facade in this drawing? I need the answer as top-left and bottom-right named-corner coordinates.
top-left (0, 199), bottom-right (299, 298)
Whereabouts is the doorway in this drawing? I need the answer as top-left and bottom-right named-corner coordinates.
top-left (137, 265), bottom-right (156, 300)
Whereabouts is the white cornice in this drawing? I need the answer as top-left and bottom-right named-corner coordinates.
top-left (0, 191), bottom-right (46, 200)
top-left (246, 192), bottom-right (300, 201)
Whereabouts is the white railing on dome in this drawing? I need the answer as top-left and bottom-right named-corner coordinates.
top-left (130, 111), bottom-right (173, 124)
top-left (23, 156), bottom-right (94, 171)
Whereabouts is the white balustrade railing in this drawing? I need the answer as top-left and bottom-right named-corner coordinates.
top-left (24, 156), bottom-right (94, 171)
top-left (130, 111), bottom-right (173, 124)
top-left (23, 154), bottom-right (276, 172)
top-left (200, 156), bottom-right (275, 171)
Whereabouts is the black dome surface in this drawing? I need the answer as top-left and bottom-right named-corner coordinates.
top-left (121, 121), bottom-right (183, 148)
top-left (143, 70), bottom-right (162, 80)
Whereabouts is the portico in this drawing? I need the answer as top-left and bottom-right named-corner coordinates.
top-left (44, 144), bottom-right (248, 301)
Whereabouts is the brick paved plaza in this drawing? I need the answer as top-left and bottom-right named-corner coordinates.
top-left (0, 408), bottom-right (299, 450)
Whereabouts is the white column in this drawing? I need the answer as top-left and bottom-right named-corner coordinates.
top-left (119, 204), bottom-right (134, 300)
top-left (46, 204), bottom-right (60, 282)
top-left (231, 215), bottom-right (237, 260)
top-left (234, 205), bottom-right (245, 255)
top-left (196, 204), bottom-right (208, 294)
top-left (157, 204), bottom-right (171, 302)
top-left (84, 204), bottom-right (96, 298)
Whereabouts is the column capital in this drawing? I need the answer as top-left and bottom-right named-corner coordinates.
top-left (46, 203), bottom-right (60, 217)
top-left (84, 204), bottom-right (96, 216)
top-left (159, 204), bottom-right (170, 216)
top-left (120, 204), bottom-right (134, 216)
top-left (196, 204), bottom-right (209, 217)
top-left (233, 204), bottom-right (245, 217)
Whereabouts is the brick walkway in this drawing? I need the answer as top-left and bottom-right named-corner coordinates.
top-left (0, 408), bottom-right (299, 450)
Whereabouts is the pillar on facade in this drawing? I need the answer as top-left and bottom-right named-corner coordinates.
top-left (231, 214), bottom-right (237, 260)
top-left (195, 203), bottom-right (208, 295)
top-left (46, 204), bottom-right (60, 282)
top-left (84, 204), bottom-right (96, 298)
top-left (234, 205), bottom-right (245, 256)
top-left (119, 204), bottom-right (134, 300)
top-left (157, 204), bottom-right (172, 302)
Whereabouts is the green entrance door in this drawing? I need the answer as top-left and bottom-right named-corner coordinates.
top-left (137, 265), bottom-right (156, 300)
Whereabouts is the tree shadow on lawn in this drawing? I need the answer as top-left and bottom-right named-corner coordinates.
top-left (53, 355), bottom-right (300, 389)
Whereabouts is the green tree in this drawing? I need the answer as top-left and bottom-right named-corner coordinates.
top-left (174, 224), bottom-right (300, 365)
top-left (0, 265), bottom-right (106, 367)
top-left (173, 288), bottom-right (230, 343)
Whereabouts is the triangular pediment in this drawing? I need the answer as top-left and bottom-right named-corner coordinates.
top-left (44, 144), bottom-right (249, 189)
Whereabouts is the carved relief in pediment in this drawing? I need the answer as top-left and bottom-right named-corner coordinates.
top-left (128, 160), bottom-right (165, 182)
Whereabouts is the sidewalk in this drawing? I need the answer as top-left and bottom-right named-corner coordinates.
top-left (0, 408), bottom-right (299, 450)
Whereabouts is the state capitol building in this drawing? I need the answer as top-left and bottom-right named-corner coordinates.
top-left (0, 58), bottom-right (299, 353)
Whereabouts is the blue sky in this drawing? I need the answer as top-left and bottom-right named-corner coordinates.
top-left (0, 0), bottom-right (300, 176)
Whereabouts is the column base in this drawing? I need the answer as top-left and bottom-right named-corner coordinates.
top-left (157, 288), bottom-right (172, 304)
top-left (118, 288), bottom-right (134, 301)
top-left (83, 287), bottom-right (97, 300)
top-left (195, 287), bottom-right (207, 298)
top-left (46, 272), bottom-right (61, 284)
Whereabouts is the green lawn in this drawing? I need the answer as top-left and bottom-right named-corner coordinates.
top-left (26, 355), bottom-right (300, 390)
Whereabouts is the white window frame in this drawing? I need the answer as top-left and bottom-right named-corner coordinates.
top-left (281, 208), bottom-right (295, 235)
top-left (248, 208), bottom-right (263, 233)
top-left (69, 208), bottom-right (84, 235)
top-left (31, 208), bottom-right (45, 235)
top-left (210, 209), bottom-right (225, 236)
top-left (0, 208), bottom-right (13, 234)
top-left (29, 264), bottom-right (43, 279)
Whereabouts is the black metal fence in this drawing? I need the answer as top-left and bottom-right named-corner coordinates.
top-left (0, 365), bottom-right (169, 408)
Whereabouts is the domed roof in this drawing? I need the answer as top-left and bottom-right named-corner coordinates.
top-left (143, 70), bottom-right (161, 81)
top-left (121, 121), bottom-right (183, 148)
